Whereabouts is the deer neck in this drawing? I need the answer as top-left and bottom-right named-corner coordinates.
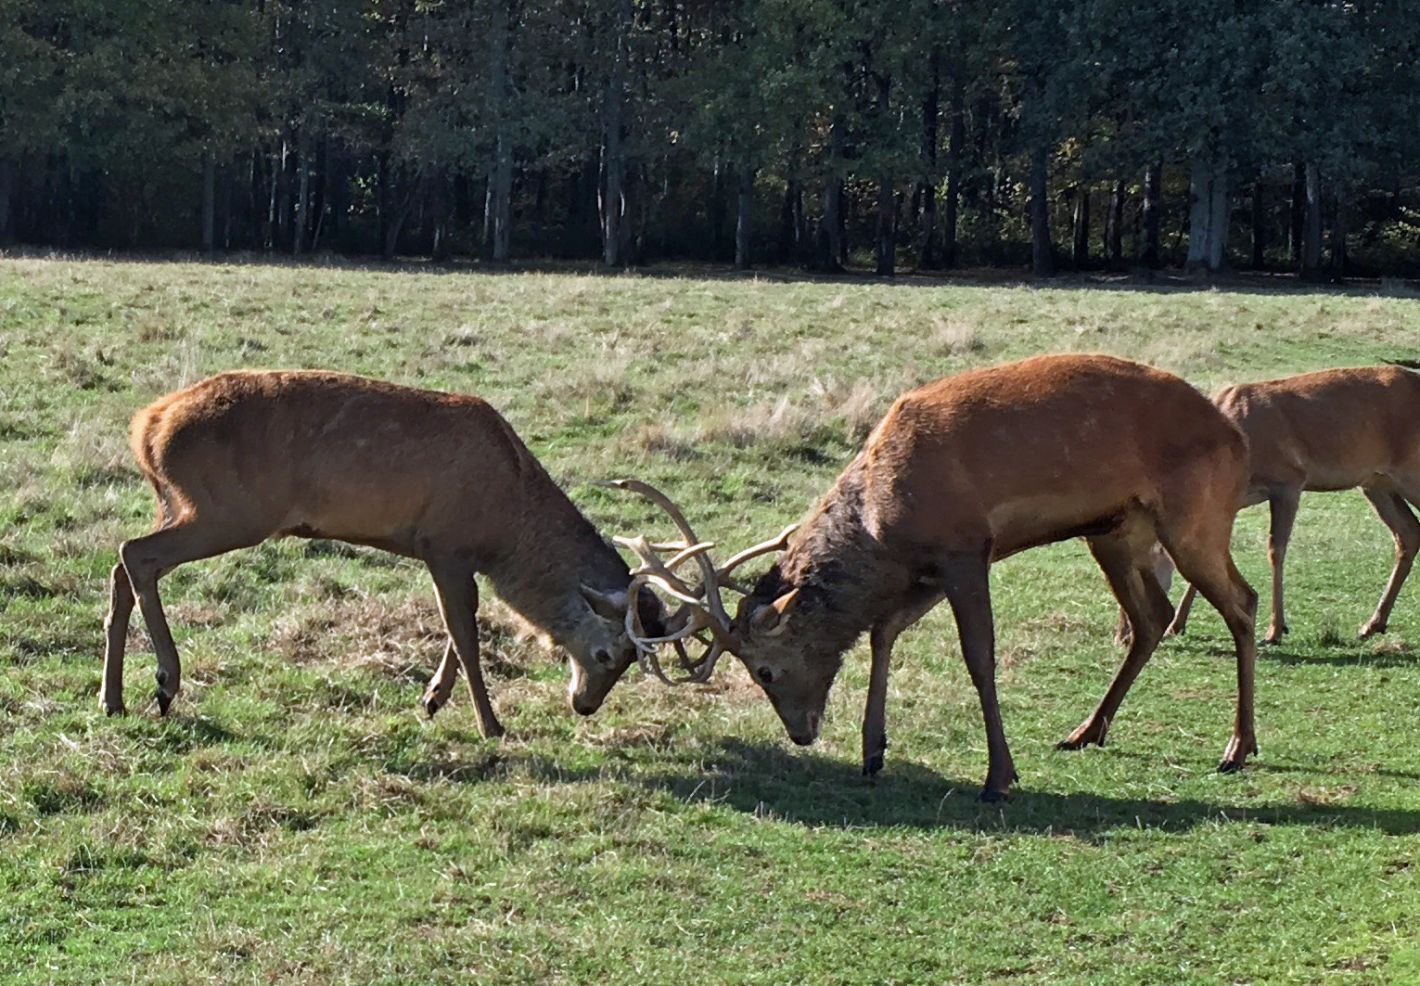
top-left (770, 466), bottom-right (912, 660)
top-left (482, 477), bottom-right (628, 642)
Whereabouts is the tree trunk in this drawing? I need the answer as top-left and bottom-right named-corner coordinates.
top-left (778, 179), bottom-right (800, 264)
top-left (1029, 148), bottom-right (1054, 276)
top-left (916, 48), bottom-right (940, 269)
top-left (1072, 186), bottom-right (1090, 268)
top-left (710, 160), bottom-right (727, 260)
top-left (735, 166), bottom-right (753, 269)
top-left (1300, 161), bottom-right (1322, 280)
top-left (1250, 175), bottom-right (1265, 269)
top-left (431, 172), bottom-right (452, 261)
top-left (0, 160), bottom-right (14, 245)
top-left (1185, 156), bottom-right (1229, 273)
top-left (1329, 191), bottom-right (1347, 283)
top-left (601, 0), bottom-right (631, 267)
top-left (1140, 162), bottom-right (1162, 268)
top-left (277, 137), bottom-right (293, 252)
top-left (875, 175), bottom-right (896, 275)
top-left (1289, 161), bottom-right (1305, 266)
top-left (201, 151), bottom-right (216, 254)
top-left (293, 129), bottom-right (311, 254)
top-left (490, 136), bottom-right (513, 262)
top-left (942, 72), bottom-right (964, 268)
top-left (1105, 179), bottom-right (1125, 269)
top-left (819, 116), bottom-right (845, 272)
top-left (488, 0), bottom-right (514, 263)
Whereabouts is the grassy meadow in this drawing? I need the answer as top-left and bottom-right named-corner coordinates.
top-left (4, 255), bottom-right (1420, 983)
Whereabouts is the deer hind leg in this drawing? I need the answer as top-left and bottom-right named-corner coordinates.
top-left (1359, 488), bottom-right (1420, 638)
top-left (1158, 519), bottom-right (1258, 774)
top-left (1263, 488), bottom-right (1301, 644)
top-left (119, 518), bottom-right (265, 715)
top-left (862, 584), bottom-right (945, 778)
top-left (940, 549), bottom-right (1015, 802)
top-left (428, 563), bottom-right (503, 739)
top-left (1115, 543), bottom-right (1175, 646)
top-left (1062, 517), bottom-right (1174, 751)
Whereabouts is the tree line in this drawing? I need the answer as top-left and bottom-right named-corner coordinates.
top-left (3, 0), bottom-right (1418, 278)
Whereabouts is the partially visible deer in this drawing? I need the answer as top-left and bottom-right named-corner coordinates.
top-left (613, 355), bottom-right (1259, 802)
top-left (102, 370), bottom-right (663, 733)
top-left (1144, 364), bottom-right (1420, 644)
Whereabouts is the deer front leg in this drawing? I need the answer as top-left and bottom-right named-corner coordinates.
top-left (429, 564), bottom-right (503, 739)
top-left (100, 563), bottom-right (135, 716)
top-left (1264, 489), bottom-right (1300, 644)
top-left (863, 586), bottom-right (944, 777)
top-left (941, 550), bottom-right (1014, 802)
top-left (420, 640), bottom-right (460, 718)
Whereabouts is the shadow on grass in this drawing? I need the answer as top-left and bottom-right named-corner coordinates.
top-left (629, 738), bottom-right (1420, 839)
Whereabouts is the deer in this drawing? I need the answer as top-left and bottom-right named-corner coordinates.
top-left (610, 354), bottom-right (1259, 802)
top-left (101, 369), bottom-right (665, 735)
top-left (1133, 363), bottom-right (1420, 644)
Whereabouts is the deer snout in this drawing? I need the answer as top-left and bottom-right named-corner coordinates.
top-left (786, 710), bottom-right (822, 746)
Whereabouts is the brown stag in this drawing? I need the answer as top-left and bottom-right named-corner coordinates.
top-left (1148, 364), bottom-right (1420, 643)
top-left (102, 370), bottom-right (662, 733)
top-left (614, 354), bottom-right (1259, 802)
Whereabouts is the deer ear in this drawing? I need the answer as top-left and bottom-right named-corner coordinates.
top-left (750, 587), bottom-right (800, 637)
top-left (580, 584), bottom-right (627, 621)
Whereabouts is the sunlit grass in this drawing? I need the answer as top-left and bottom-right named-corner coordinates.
top-left (3, 256), bottom-right (1420, 983)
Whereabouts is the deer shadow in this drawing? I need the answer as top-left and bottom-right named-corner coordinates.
top-left (627, 737), bottom-right (1420, 841)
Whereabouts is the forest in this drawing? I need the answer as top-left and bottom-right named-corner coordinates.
top-left (3, 0), bottom-right (1418, 278)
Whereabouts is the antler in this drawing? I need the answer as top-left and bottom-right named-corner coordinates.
top-left (599, 478), bottom-right (790, 684)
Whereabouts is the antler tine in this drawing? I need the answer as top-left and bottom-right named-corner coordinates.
top-left (714, 523), bottom-right (798, 584)
top-left (602, 477), bottom-right (743, 683)
top-left (601, 478), bottom-right (732, 628)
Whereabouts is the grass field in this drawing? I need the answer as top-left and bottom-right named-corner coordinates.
top-left (3, 256), bottom-right (1420, 984)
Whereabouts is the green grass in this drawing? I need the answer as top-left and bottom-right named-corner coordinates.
top-left (4, 256), bottom-right (1420, 983)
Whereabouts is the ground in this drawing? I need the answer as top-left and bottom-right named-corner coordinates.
top-left (2, 256), bottom-right (1420, 984)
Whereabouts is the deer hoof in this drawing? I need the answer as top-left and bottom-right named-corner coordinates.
top-left (421, 695), bottom-right (442, 719)
top-left (862, 752), bottom-right (885, 777)
top-left (978, 787), bottom-right (1009, 804)
top-left (103, 702), bottom-right (126, 717)
top-left (155, 690), bottom-right (174, 716)
top-left (1358, 622), bottom-right (1385, 639)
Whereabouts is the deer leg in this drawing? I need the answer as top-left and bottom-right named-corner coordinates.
top-left (941, 550), bottom-right (1014, 802)
top-left (1061, 530), bottom-right (1174, 751)
top-left (1166, 583), bottom-right (1198, 636)
top-left (421, 640), bottom-right (461, 718)
top-left (1163, 534), bottom-right (1258, 773)
top-left (1116, 543), bottom-right (1175, 646)
top-left (863, 585), bottom-right (945, 777)
top-left (1263, 488), bottom-right (1300, 644)
top-left (120, 520), bottom-right (262, 715)
top-left (1359, 489), bottom-right (1420, 637)
top-left (100, 563), bottom-right (136, 715)
top-left (428, 564), bottom-right (503, 739)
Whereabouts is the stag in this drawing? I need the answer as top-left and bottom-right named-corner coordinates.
top-left (614, 355), bottom-right (1259, 802)
top-left (102, 370), bottom-right (662, 733)
top-left (1143, 363), bottom-right (1420, 643)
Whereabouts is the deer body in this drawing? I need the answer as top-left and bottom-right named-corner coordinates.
top-left (103, 370), bottom-right (649, 730)
top-left (1165, 365), bottom-right (1420, 642)
top-left (725, 354), bottom-right (1259, 801)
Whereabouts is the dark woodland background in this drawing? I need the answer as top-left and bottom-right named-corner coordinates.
top-left (3, 0), bottom-right (1418, 278)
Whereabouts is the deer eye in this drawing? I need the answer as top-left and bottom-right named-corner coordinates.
top-left (594, 648), bottom-right (613, 667)
top-left (757, 667), bottom-right (774, 684)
